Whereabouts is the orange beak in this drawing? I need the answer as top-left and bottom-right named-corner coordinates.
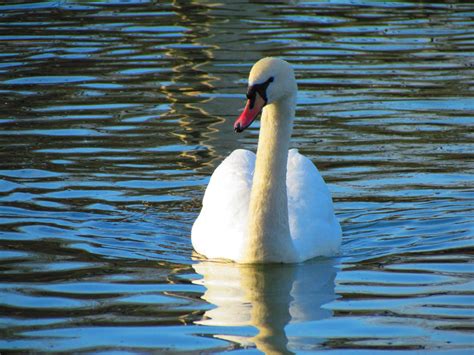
top-left (234, 92), bottom-right (266, 133)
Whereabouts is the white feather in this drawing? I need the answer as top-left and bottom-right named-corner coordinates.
top-left (192, 148), bottom-right (341, 262)
top-left (191, 57), bottom-right (341, 263)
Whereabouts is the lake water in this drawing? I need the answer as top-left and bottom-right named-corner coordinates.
top-left (0, 0), bottom-right (473, 353)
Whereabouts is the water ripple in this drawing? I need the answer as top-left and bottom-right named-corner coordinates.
top-left (0, 0), bottom-right (473, 353)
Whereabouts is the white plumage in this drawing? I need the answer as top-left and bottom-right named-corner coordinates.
top-left (192, 148), bottom-right (341, 262)
top-left (192, 58), bottom-right (341, 263)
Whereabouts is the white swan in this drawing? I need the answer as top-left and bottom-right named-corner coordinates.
top-left (192, 57), bottom-right (341, 263)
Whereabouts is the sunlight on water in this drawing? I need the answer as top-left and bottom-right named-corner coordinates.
top-left (0, 0), bottom-right (473, 353)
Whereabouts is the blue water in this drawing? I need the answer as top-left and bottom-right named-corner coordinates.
top-left (0, 0), bottom-right (473, 353)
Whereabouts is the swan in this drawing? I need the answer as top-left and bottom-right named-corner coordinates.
top-left (192, 57), bottom-right (341, 263)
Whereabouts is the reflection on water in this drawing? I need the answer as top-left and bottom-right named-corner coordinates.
top-left (193, 259), bottom-right (336, 354)
top-left (0, 0), bottom-right (473, 352)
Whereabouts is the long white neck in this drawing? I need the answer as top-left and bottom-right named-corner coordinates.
top-left (242, 94), bottom-right (298, 263)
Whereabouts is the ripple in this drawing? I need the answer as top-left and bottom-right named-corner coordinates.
top-left (4, 75), bottom-right (96, 85)
top-left (1, 291), bottom-right (91, 309)
top-left (0, 0), bottom-right (472, 353)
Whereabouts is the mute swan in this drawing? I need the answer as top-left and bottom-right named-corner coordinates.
top-left (192, 57), bottom-right (341, 263)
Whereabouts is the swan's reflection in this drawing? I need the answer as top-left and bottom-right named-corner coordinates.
top-left (193, 258), bottom-right (337, 353)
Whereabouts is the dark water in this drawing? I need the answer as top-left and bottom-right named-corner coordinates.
top-left (1, 0), bottom-right (473, 353)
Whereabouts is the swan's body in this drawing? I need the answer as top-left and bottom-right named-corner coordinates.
top-left (192, 57), bottom-right (341, 263)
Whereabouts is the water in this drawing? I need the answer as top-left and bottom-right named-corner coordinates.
top-left (0, 0), bottom-right (473, 352)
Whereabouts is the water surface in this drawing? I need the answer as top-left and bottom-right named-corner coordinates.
top-left (0, 0), bottom-right (473, 353)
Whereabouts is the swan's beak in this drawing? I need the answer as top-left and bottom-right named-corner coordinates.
top-left (234, 92), bottom-right (266, 133)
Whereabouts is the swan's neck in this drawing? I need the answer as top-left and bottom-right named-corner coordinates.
top-left (243, 95), bottom-right (297, 263)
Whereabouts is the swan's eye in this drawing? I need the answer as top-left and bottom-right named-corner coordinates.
top-left (246, 77), bottom-right (274, 108)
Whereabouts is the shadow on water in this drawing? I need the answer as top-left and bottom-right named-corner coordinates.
top-left (193, 258), bottom-right (336, 354)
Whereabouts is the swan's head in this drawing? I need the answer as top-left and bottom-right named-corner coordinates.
top-left (234, 57), bottom-right (297, 133)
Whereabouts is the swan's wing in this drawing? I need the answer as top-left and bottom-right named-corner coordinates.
top-left (287, 149), bottom-right (341, 259)
top-left (192, 149), bottom-right (255, 260)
